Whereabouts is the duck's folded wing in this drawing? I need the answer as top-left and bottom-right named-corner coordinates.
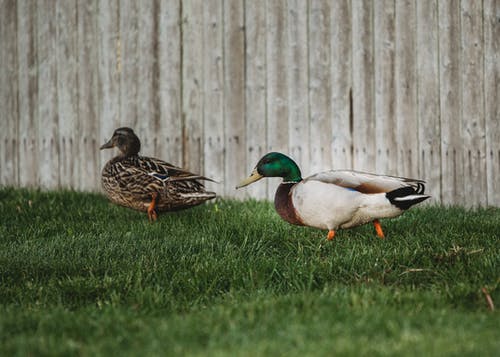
top-left (135, 157), bottom-right (216, 183)
top-left (306, 170), bottom-right (425, 194)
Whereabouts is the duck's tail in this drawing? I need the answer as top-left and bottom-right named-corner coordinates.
top-left (386, 184), bottom-right (430, 210)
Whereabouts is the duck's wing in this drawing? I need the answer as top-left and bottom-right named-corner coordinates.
top-left (305, 170), bottom-right (426, 194)
top-left (134, 156), bottom-right (216, 183)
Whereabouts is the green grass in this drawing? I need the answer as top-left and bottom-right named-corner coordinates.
top-left (0, 187), bottom-right (498, 356)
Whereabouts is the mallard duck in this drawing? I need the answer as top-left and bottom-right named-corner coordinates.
top-left (100, 127), bottom-right (216, 221)
top-left (236, 152), bottom-right (429, 240)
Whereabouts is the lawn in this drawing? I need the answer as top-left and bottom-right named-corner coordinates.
top-left (0, 188), bottom-right (498, 356)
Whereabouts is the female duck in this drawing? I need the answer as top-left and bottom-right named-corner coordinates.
top-left (100, 127), bottom-right (215, 221)
top-left (237, 152), bottom-right (429, 239)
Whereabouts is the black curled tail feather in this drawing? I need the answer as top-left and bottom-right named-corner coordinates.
top-left (386, 186), bottom-right (430, 210)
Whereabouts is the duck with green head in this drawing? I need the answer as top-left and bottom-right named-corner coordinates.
top-left (237, 152), bottom-right (429, 240)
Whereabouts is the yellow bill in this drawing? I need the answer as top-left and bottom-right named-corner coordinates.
top-left (236, 169), bottom-right (263, 189)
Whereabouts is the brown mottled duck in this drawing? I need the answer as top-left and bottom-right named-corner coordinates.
top-left (100, 127), bottom-right (216, 221)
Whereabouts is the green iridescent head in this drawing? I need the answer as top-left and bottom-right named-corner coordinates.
top-left (236, 152), bottom-right (302, 188)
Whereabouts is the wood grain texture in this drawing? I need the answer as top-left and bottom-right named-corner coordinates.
top-left (351, 0), bottom-right (375, 172)
top-left (438, 0), bottom-right (464, 205)
top-left (266, 0), bottom-right (289, 198)
top-left (77, 0), bottom-right (99, 191)
top-left (0, 1), bottom-right (499, 206)
top-left (224, 0), bottom-right (246, 198)
top-left (308, 0), bottom-right (332, 174)
top-left (244, 0), bottom-right (268, 199)
top-left (203, 0), bottom-right (224, 193)
top-left (417, 0), bottom-right (441, 204)
top-left (374, 0), bottom-right (396, 175)
top-left (331, 0), bottom-right (352, 170)
top-left (182, 0), bottom-right (204, 173)
top-left (56, 0), bottom-right (78, 189)
top-left (97, 0), bottom-right (120, 178)
top-left (395, 0), bottom-right (418, 180)
top-left (461, 0), bottom-right (487, 207)
top-left (16, 0), bottom-right (38, 188)
top-left (483, 0), bottom-right (500, 206)
top-left (158, 0), bottom-right (182, 166)
top-left (37, 0), bottom-right (59, 189)
top-left (0, 0), bottom-right (19, 186)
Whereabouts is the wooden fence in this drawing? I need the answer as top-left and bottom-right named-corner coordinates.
top-left (0, 0), bottom-right (499, 206)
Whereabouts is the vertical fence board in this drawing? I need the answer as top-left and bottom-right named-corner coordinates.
top-left (395, 0), bottom-right (418, 179)
top-left (56, 0), bottom-right (78, 189)
top-left (136, 1), bottom-right (158, 153)
top-left (331, 0), bottom-right (352, 170)
top-left (224, 0), bottom-right (246, 197)
top-left (244, 0), bottom-right (268, 199)
top-left (158, 0), bottom-right (182, 165)
top-left (17, 0), bottom-right (38, 187)
top-left (182, 0), bottom-right (204, 173)
top-left (461, 0), bottom-right (487, 207)
top-left (309, 0), bottom-right (332, 173)
top-left (417, 0), bottom-right (441, 203)
top-left (374, 0), bottom-right (396, 175)
top-left (37, 1), bottom-right (59, 189)
top-left (287, 0), bottom-right (310, 174)
top-left (119, 0), bottom-right (138, 129)
top-left (266, 0), bottom-right (289, 197)
top-left (97, 0), bottom-right (120, 175)
top-left (351, 0), bottom-right (375, 172)
top-left (484, 0), bottom-right (500, 206)
top-left (77, 1), bottom-right (99, 191)
top-left (203, 0), bottom-right (224, 192)
top-left (439, 0), bottom-right (463, 205)
top-left (0, 0), bottom-right (19, 186)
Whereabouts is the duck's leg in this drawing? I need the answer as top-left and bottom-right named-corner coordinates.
top-left (373, 219), bottom-right (385, 239)
top-left (147, 192), bottom-right (159, 222)
top-left (327, 229), bottom-right (336, 241)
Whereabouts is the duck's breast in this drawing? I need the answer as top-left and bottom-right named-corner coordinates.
top-left (290, 180), bottom-right (362, 230)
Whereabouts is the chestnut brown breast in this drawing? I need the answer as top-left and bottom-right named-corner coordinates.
top-left (274, 183), bottom-right (304, 226)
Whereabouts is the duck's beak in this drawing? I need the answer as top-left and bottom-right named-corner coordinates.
top-left (236, 169), bottom-right (263, 189)
top-left (100, 139), bottom-right (114, 150)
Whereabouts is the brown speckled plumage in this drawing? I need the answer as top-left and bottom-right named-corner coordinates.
top-left (100, 127), bottom-right (216, 215)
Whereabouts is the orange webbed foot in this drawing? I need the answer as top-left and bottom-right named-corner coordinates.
top-left (327, 229), bottom-right (336, 241)
top-left (373, 219), bottom-right (385, 239)
top-left (147, 192), bottom-right (159, 222)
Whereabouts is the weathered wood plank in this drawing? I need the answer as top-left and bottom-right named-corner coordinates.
top-left (119, 0), bottom-right (139, 129)
top-left (438, 0), bottom-right (463, 205)
top-left (77, 0), bottom-right (99, 191)
top-left (182, 0), bottom-right (204, 173)
top-left (395, 0), bottom-right (418, 180)
top-left (37, 0), bottom-right (59, 189)
top-left (0, 0), bottom-right (19, 186)
top-left (351, 0), bottom-right (375, 172)
top-left (374, 0), bottom-right (396, 175)
top-left (56, 0), bottom-right (78, 189)
top-left (244, 0), bottom-right (268, 199)
top-left (331, 0), bottom-right (352, 170)
top-left (97, 0), bottom-right (120, 178)
top-left (416, 0), bottom-right (441, 203)
top-left (309, 0), bottom-right (332, 173)
top-left (203, 0), bottom-right (224, 193)
top-left (17, 0), bottom-right (38, 188)
top-left (266, 0), bottom-right (289, 198)
top-left (224, 0), bottom-right (246, 198)
top-left (484, 0), bottom-right (500, 206)
top-left (461, 0), bottom-right (487, 207)
top-left (136, 0), bottom-right (158, 154)
top-left (158, 0), bottom-right (182, 165)
top-left (287, 0), bottom-right (310, 175)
